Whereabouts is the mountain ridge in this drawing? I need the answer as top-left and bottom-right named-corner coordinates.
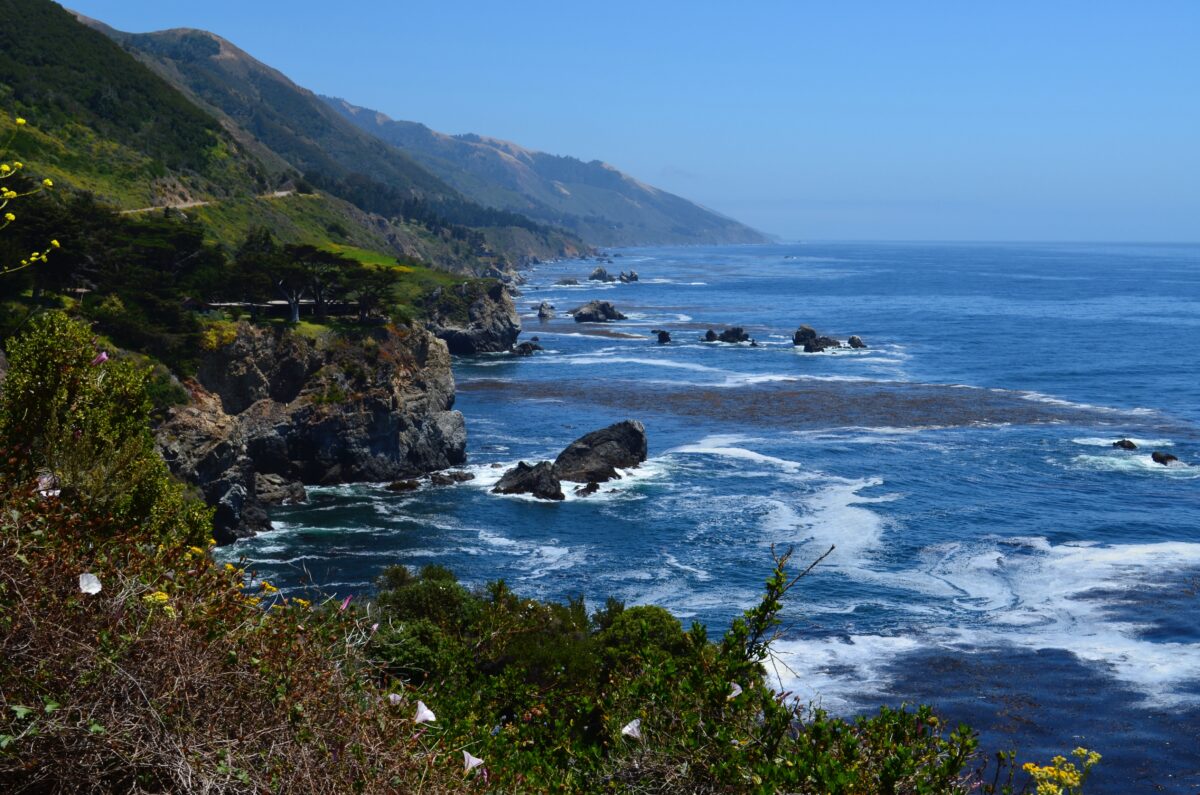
top-left (325, 95), bottom-right (769, 247)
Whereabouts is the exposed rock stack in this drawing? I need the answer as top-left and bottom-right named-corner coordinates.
top-left (619, 271), bottom-right (639, 282)
top-left (1113, 439), bottom-right (1138, 450)
top-left (422, 281), bottom-right (520, 354)
top-left (703, 327), bottom-right (752, 343)
top-left (157, 323), bottom-right (466, 543)
top-left (492, 420), bottom-right (648, 500)
top-left (589, 267), bottom-right (617, 282)
top-left (652, 330), bottom-right (671, 344)
top-left (793, 324), bottom-right (853, 352)
top-left (534, 301), bottom-right (555, 320)
top-left (1152, 451), bottom-right (1179, 466)
top-left (571, 301), bottom-right (627, 322)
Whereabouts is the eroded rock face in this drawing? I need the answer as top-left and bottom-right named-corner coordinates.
top-left (492, 461), bottom-right (564, 500)
top-left (553, 420), bottom-right (647, 483)
top-left (157, 322), bottom-right (465, 543)
top-left (571, 301), bottom-right (627, 323)
top-left (589, 267), bottom-right (616, 282)
top-left (423, 281), bottom-right (520, 354)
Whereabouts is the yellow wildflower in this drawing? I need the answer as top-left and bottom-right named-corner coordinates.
top-left (50, 239), bottom-right (60, 248)
top-left (188, 545), bottom-right (205, 555)
top-left (15, 117), bottom-right (25, 126)
top-left (143, 590), bottom-right (169, 605)
top-left (246, 596), bottom-right (261, 606)
top-left (260, 580), bottom-right (278, 594)
top-left (293, 597), bottom-right (311, 609)
top-left (163, 605), bottom-right (177, 619)
top-left (208, 538), bottom-right (217, 547)
top-left (5, 213), bottom-right (15, 222)
top-left (224, 562), bottom-right (236, 572)
top-left (42, 178), bottom-right (53, 187)
top-left (0, 164), bottom-right (9, 172)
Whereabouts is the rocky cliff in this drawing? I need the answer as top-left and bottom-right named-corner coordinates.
top-left (156, 323), bottom-right (465, 543)
top-left (422, 280), bottom-right (522, 355)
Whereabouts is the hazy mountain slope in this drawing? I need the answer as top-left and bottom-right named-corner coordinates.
top-left (324, 97), bottom-right (769, 247)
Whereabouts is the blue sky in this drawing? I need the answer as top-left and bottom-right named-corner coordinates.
top-left (69, 1), bottom-right (1199, 241)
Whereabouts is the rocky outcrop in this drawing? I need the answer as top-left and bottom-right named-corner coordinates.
top-left (513, 340), bottom-right (543, 356)
top-left (589, 267), bottom-right (616, 283)
top-left (492, 461), bottom-right (564, 500)
top-left (848, 335), bottom-right (867, 349)
top-left (571, 301), bottom-right (627, 323)
top-left (1152, 451), bottom-right (1179, 466)
top-left (652, 330), bottom-right (671, 344)
top-left (619, 271), bottom-right (639, 283)
top-left (430, 470), bottom-right (475, 486)
top-left (534, 301), bottom-right (555, 320)
top-left (793, 325), bottom-right (843, 353)
top-left (556, 278), bottom-right (579, 286)
top-left (157, 323), bottom-right (466, 543)
top-left (1113, 439), bottom-right (1138, 450)
top-left (553, 420), bottom-right (647, 483)
top-left (423, 281), bottom-right (521, 354)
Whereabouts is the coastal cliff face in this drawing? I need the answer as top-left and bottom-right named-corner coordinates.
top-left (422, 280), bottom-right (521, 354)
top-left (156, 323), bottom-right (465, 543)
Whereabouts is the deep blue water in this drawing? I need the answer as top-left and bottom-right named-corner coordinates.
top-left (220, 243), bottom-right (1200, 793)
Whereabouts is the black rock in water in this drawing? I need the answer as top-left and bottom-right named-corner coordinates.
top-left (717, 327), bottom-right (751, 343)
top-left (619, 270), bottom-right (639, 283)
top-left (513, 341), bottom-right (544, 356)
top-left (703, 329), bottom-right (719, 342)
top-left (571, 301), bottom-right (627, 323)
top-left (430, 470), bottom-right (475, 486)
top-left (387, 479), bottom-right (420, 492)
top-left (1152, 451), bottom-right (1179, 466)
top-left (493, 461), bottom-right (564, 500)
top-left (848, 335), bottom-right (867, 349)
top-left (589, 267), bottom-right (616, 282)
top-left (652, 329), bottom-right (671, 344)
top-left (553, 420), bottom-right (648, 483)
top-left (556, 278), bottom-right (579, 286)
top-left (1113, 439), bottom-right (1138, 450)
top-left (574, 481), bottom-right (601, 497)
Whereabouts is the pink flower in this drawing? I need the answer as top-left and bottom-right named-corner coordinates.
top-left (370, 622), bottom-right (379, 634)
top-left (339, 594), bottom-right (353, 612)
top-left (90, 351), bottom-right (108, 366)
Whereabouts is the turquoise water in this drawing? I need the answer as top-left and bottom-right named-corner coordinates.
top-left (222, 243), bottom-right (1200, 792)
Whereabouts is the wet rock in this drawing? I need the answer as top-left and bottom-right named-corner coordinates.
top-left (793, 324), bottom-right (843, 352)
top-left (1152, 451), bottom-right (1179, 466)
top-left (574, 482), bottom-right (601, 497)
top-left (652, 329), bottom-right (671, 344)
top-left (555, 278), bottom-right (579, 286)
top-left (848, 335), bottom-right (867, 349)
top-left (493, 461), bottom-right (564, 500)
top-left (589, 267), bottom-right (616, 283)
top-left (255, 472), bottom-right (306, 505)
top-left (430, 470), bottom-right (476, 486)
top-left (717, 327), bottom-right (751, 343)
top-left (387, 479), bottom-right (421, 492)
top-left (513, 341), bottom-right (544, 356)
top-left (552, 420), bottom-right (647, 483)
top-left (535, 301), bottom-right (555, 320)
top-left (619, 271), bottom-right (639, 283)
top-left (571, 301), bottom-right (627, 323)
top-left (1113, 439), bottom-right (1138, 450)
top-left (703, 329), bottom-right (719, 342)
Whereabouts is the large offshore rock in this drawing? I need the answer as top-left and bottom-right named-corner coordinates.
top-left (492, 461), bottom-right (564, 501)
top-left (571, 301), bottom-right (627, 323)
top-left (552, 420), bottom-right (648, 483)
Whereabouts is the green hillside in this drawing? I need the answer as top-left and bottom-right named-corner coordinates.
top-left (85, 22), bottom-right (586, 265)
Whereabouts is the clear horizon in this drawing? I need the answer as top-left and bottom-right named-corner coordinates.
top-left (67, 1), bottom-right (1200, 243)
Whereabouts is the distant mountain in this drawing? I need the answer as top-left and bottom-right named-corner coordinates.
top-left (324, 97), bottom-right (769, 247)
top-left (78, 20), bottom-right (584, 267)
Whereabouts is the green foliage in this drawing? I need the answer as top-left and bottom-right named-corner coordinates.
top-left (0, 311), bottom-right (210, 545)
top-left (367, 555), bottom-right (994, 793)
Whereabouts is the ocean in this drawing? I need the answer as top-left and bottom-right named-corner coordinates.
top-left (218, 242), bottom-right (1200, 793)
